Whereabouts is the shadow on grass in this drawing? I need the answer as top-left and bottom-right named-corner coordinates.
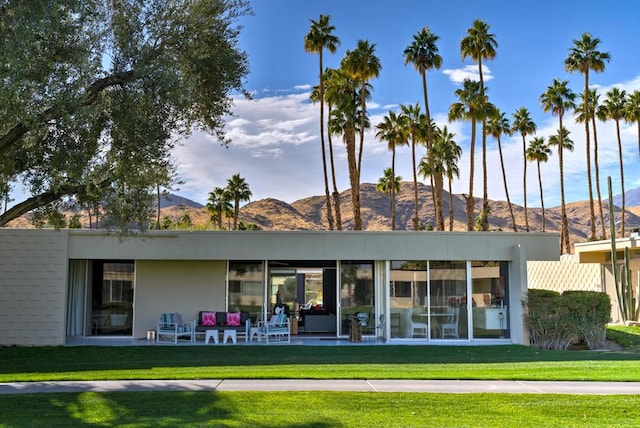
top-left (0, 391), bottom-right (342, 427)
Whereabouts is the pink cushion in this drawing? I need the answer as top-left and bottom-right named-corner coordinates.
top-left (226, 311), bottom-right (241, 326)
top-left (202, 311), bottom-right (217, 326)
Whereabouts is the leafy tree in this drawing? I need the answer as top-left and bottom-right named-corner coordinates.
top-left (526, 137), bottom-right (552, 232)
top-left (601, 87), bottom-right (628, 237)
top-left (0, 0), bottom-right (250, 228)
top-left (226, 173), bottom-right (252, 230)
top-left (403, 27), bottom-right (442, 224)
top-left (375, 111), bottom-right (408, 230)
top-left (511, 107), bottom-right (536, 232)
top-left (305, 14), bottom-right (340, 230)
top-left (448, 79), bottom-right (482, 231)
top-left (376, 167), bottom-right (402, 230)
top-left (565, 33), bottom-right (611, 241)
top-left (486, 110), bottom-right (517, 232)
top-left (540, 79), bottom-right (576, 254)
top-left (68, 213), bottom-right (82, 229)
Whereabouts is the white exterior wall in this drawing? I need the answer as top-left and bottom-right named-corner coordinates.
top-left (0, 229), bottom-right (69, 345)
top-left (1, 229), bottom-right (561, 345)
top-left (527, 254), bottom-right (602, 293)
top-left (134, 260), bottom-right (226, 339)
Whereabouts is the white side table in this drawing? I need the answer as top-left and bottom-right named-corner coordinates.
top-left (205, 329), bottom-right (219, 344)
top-left (223, 329), bottom-right (237, 344)
top-left (248, 326), bottom-right (260, 342)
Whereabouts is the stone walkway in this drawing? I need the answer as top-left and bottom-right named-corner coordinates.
top-left (1, 379), bottom-right (639, 395)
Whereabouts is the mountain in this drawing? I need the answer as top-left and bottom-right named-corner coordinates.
top-left (8, 184), bottom-right (640, 246)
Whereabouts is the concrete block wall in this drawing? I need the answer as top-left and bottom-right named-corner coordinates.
top-left (527, 253), bottom-right (602, 293)
top-left (0, 229), bottom-right (69, 345)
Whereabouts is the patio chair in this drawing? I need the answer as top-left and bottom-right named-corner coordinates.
top-left (440, 307), bottom-right (460, 338)
top-left (156, 313), bottom-right (195, 344)
top-left (404, 308), bottom-right (428, 338)
top-left (257, 312), bottom-right (290, 344)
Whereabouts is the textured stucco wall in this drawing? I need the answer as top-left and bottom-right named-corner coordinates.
top-left (0, 229), bottom-right (68, 345)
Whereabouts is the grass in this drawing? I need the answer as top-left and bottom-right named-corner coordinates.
top-left (1, 391), bottom-right (639, 427)
top-left (1, 341), bottom-right (639, 382)
top-left (1, 327), bottom-right (639, 427)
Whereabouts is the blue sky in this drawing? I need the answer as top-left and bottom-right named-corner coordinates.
top-left (175, 0), bottom-right (640, 209)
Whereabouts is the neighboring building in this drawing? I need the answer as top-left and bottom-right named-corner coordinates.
top-left (0, 229), bottom-right (559, 346)
top-left (573, 237), bottom-right (640, 324)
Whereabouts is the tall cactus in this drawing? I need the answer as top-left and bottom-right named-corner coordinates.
top-left (608, 176), bottom-right (636, 322)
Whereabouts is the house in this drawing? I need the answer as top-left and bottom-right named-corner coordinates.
top-left (0, 229), bottom-right (559, 346)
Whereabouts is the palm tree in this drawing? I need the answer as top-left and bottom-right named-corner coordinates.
top-left (548, 126), bottom-right (574, 241)
top-left (564, 32), bottom-right (611, 241)
top-left (226, 173), bottom-right (252, 230)
top-left (418, 125), bottom-right (458, 231)
top-left (526, 137), bottom-right (552, 232)
top-left (449, 78), bottom-right (482, 231)
top-left (576, 89), bottom-right (606, 238)
top-left (207, 186), bottom-right (232, 230)
top-left (602, 87), bottom-right (628, 238)
top-left (376, 167), bottom-right (402, 229)
top-left (486, 110), bottom-right (517, 232)
top-left (440, 127), bottom-right (463, 231)
top-left (403, 27), bottom-right (442, 223)
top-left (540, 79), bottom-right (576, 254)
top-left (375, 111), bottom-right (408, 230)
top-left (460, 19), bottom-right (497, 230)
top-left (305, 14), bottom-right (340, 230)
top-left (625, 90), bottom-right (640, 162)
top-left (511, 107), bottom-right (536, 232)
top-left (328, 68), bottom-right (369, 230)
top-left (341, 40), bottom-right (381, 201)
top-left (400, 103), bottom-right (427, 230)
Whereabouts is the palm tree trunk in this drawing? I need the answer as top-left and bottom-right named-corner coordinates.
top-left (522, 135), bottom-right (529, 232)
top-left (592, 116), bottom-right (606, 239)
top-left (327, 103), bottom-right (342, 230)
top-left (156, 184), bottom-right (161, 229)
top-left (234, 199), bottom-right (240, 230)
top-left (347, 130), bottom-right (361, 230)
top-left (481, 120), bottom-right (489, 231)
top-left (411, 137), bottom-right (419, 230)
top-left (559, 114), bottom-right (570, 254)
top-left (497, 136), bottom-right (517, 231)
top-left (537, 161), bottom-right (546, 232)
top-left (434, 173), bottom-right (444, 230)
top-left (391, 147), bottom-right (396, 230)
top-left (616, 119), bottom-right (626, 238)
top-left (448, 178), bottom-right (454, 231)
top-left (584, 73), bottom-right (596, 241)
top-left (466, 120), bottom-right (476, 231)
top-left (319, 51), bottom-right (334, 230)
top-left (422, 71), bottom-right (439, 230)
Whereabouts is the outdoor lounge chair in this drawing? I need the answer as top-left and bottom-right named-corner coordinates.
top-left (156, 313), bottom-right (195, 344)
top-left (257, 312), bottom-right (290, 344)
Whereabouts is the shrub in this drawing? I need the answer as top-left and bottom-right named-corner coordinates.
top-left (563, 291), bottom-right (610, 349)
top-left (525, 289), bottom-right (575, 350)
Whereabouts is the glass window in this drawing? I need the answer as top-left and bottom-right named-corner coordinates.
top-left (429, 261), bottom-right (468, 340)
top-left (471, 261), bottom-right (509, 338)
top-left (390, 261), bottom-right (428, 339)
top-left (340, 261), bottom-right (374, 336)
top-left (228, 261), bottom-right (264, 323)
top-left (91, 261), bottom-right (134, 336)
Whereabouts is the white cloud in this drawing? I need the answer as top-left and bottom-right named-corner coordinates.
top-left (443, 65), bottom-right (494, 84)
top-left (294, 84), bottom-right (312, 90)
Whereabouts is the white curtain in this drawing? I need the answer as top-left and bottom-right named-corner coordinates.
top-left (66, 260), bottom-right (88, 336)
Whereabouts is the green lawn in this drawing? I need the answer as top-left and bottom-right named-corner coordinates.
top-left (0, 391), bottom-right (639, 427)
top-left (1, 342), bottom-right (640, 382)
top-left (1, 327), bottom-right (639, 427)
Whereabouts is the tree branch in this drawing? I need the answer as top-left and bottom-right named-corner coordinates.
top-left (0, 179), bottom-right (111, 226)
top-left (0, 70), bottom-right (137, 155)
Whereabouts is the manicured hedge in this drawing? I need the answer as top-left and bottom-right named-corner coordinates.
top-left (525, 289), bottom-right (610, 350)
